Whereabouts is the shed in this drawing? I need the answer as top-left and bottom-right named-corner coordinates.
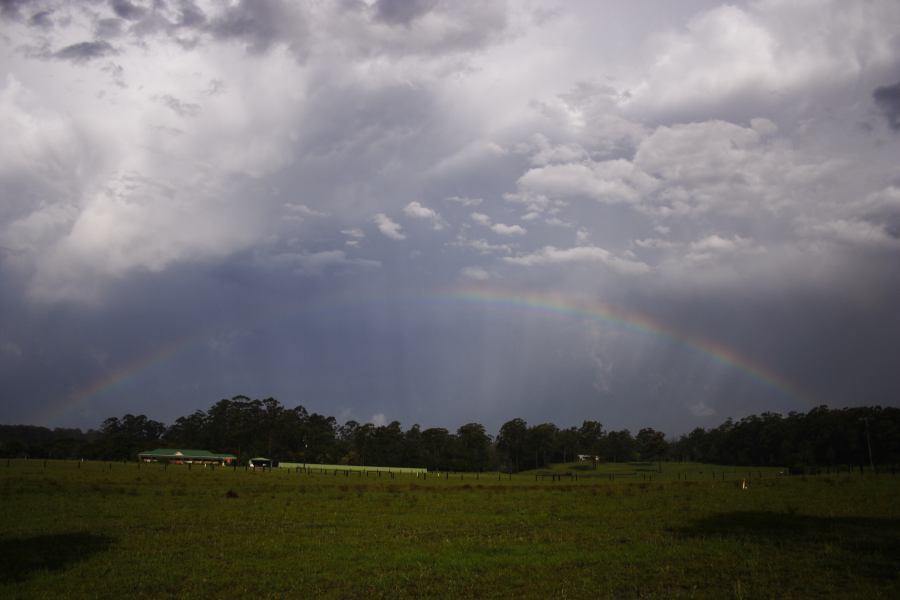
top-left (138, 448), bottom-right (237, 465)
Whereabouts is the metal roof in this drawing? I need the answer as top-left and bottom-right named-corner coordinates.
top-left (138, 448), bottom-right (237, 459)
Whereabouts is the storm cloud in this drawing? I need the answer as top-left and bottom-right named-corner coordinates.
top-left (1, 0), bottom-right (899, 433)
top-left (874, 81), bottom-right (900, 131)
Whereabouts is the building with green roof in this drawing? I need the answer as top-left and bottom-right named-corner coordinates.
top-left (138, 448), bottom-right (237, 465)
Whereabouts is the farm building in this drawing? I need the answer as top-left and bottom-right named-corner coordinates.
top-left (138, 448), bottom-right (237, 465)
top-left (248, 457), bottom-right (273, 469)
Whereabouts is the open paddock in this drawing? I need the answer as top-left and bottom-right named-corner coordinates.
top-left (1, 459), bottom-right (898, 598)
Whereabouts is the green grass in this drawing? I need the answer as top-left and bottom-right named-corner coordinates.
top-left (529, 461), bottom-right (786, 482)
top-left (277, 462), bottom-right (427, 475)
top-left (1, 459), bottom-right (898, 598)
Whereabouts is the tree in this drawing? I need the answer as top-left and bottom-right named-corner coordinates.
top-left (455, 423), bottom-right (491, 472)
top-left (557, 426), bottom-right (580, 464)
top-left (526, 423), bottom-right (558, 469)
top-left (420, 428), bottom-right (453, 471)
top-left (606, 429), bottom-right (635, 463)
top-left (636, 428), bottom-right (668, 462)
top-left (577, 420), bottom-right (605, 466)
top-left (496, 418), bottom-right (528, 472)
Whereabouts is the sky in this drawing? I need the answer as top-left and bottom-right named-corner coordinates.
top-left (1, 0), bottom-right (900, 435)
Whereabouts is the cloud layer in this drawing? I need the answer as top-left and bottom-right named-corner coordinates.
top-left (1, 0), bottom-right (899, 432)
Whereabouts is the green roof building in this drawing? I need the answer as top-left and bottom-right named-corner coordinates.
top-left (138, 448), bottom-right (237, 465)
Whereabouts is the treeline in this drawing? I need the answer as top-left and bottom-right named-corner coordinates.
top-left (671, 406), bottom-right (900, 469)
top-left (1, 397), bottom-right (898, 471)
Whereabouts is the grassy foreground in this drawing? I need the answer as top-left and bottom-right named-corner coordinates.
top-left (1, 460), bottom-right (898, 599)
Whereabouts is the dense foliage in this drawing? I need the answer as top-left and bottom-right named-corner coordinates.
top-left (1, 398), bottom-right (898, 470)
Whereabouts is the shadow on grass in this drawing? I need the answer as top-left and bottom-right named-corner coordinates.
top-left (673, 511), bottom-right (900, 580)
top-left (0, 533), bottom-right (113, 583)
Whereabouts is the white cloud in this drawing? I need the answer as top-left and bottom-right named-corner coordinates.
top-left (686, 234), bottom-right (760, 262)
top-left (341, 228), bottom-right (365, 247)
top-left (688, 401), bottom-right (716, 418)
top-left (623, 1), bottom-right (900, 117)
top-left (372, 213), bottom-right (406, 240)
top-left (283, 203), bottom-right (328, 218)
top-left (403, 201), bottom-right (446, 230)
top-left (575, 228), bottom-right (590, 244)
top-left (450, 235), bottom-right (512, 255)
top-left (634, 238), bottom-right (677, 250)
top-left (460, 266), bottom-right (490, 281)
top-left (469, 212), bottom-right (528, 236)
top-left (517, 159), bottom-right (658, 206)
top-left (370, 412), bottom-right (387, 427)
top-left (261, 249), bottom-right (381, 274)
top-left (491, 223), bottom-right (527, 236)
top-left (504, 245), bottom-right (650, 274)
top-left (516, 119), bottom-right (830, 220)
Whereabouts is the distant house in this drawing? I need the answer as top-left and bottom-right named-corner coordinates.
top-left (577, 454), bottom-right (600, 462)
top-left (138, 448), bottom-right (237, 465)
top-left (248, 457), bottom-right (273, 469)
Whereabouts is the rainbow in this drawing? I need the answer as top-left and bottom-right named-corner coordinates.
top-left (37, 286), bottom-right (812, 425)
top-left (441, 287), bottom-right (812, 404)
top-left (38, 333), bottom-right (198, 425)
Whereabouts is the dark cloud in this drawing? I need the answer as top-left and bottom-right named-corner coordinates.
top-left (2, 0), bottom-right (899, 433)
top-left (208, 0), bottom-right (306, 56)
top-left (158, 94), bottom-right (201, 117)
top-left (28, 9), bottom-right (53, 29)
top-left (873, 81), bottom-right (900, 130)
top-left (375, 0), bottom-right (438, 25)
top-left (110, 0), bottom-right (145, 21)
top-left (177, 0), bottom-right (206, 28)
top-left (95, 17), bottom-right (124, 39)
top-left (0, 0), bottom-right (29, 21)
top-left (53, 41), bottom-right (116, 63)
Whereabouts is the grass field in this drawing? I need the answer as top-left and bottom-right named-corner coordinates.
top-left (1, 460), bottom-right (898, 598)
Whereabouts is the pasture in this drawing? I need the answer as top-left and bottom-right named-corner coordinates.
top-left (1, 460), bottom-right (898, 598)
